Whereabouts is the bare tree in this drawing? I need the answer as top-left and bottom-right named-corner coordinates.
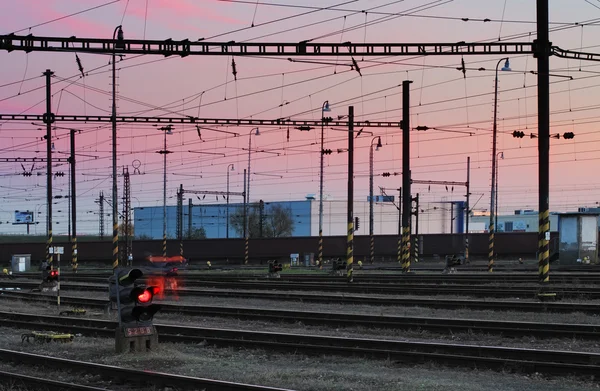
top-left (229, 203), bottom-right (294, 238)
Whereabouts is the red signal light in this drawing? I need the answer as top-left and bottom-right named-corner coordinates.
top-left (50, 270), bottom-right (58, 277)
top-left (137, 289), bottom-right (153, 304)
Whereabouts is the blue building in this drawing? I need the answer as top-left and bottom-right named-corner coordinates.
top-left (134, 200), bottom-right (312, 239)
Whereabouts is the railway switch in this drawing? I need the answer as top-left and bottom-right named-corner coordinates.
top-left (21, 332), bottom-right (74, 343)
top-left (109, 268), bottom-right (161, 353)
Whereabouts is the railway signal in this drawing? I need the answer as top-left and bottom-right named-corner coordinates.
top-left (109, 268), bottom-right (161, 352)
top-left (268, 261), bottom-right (282, 278)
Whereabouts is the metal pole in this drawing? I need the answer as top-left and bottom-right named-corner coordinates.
top-left (70, 129), bottom-right (78, 273)
top-left (397, 187), bottom-right (402, 265)
top-left (43, 69), bottom-right (54, 266)
top-left (450, 202), bottom-right (454, 234)
top-left (346, 106), bottom-right (354, 281)
top-left (57, 253), bottom-right (60, 313)
top-left (414, 194), bottom-right (420, 263)
top-left (319, 102), bottom-right (328, 268)
top-left (537, 0), bottom-right (550, 283)
top-left (162, 129), bottom-right (167, 258)
top-left (188, 198), bottom-right (192, 240)
top-left (495, 154), bottom-right (499, 231)
top-left (401, 80), bottom-right (412, 273)
top-left (243, 168), bottom-right (247, 238)
top-left (369, 140), bottom-right (375, 265)
top-left (465, 156), bottom-right (471, 263)
top-left (179, 184), bottom-right (183, 257)
top-left (489, 58), bottom-right (507, 273)
top-left (111, 26), bottom-right (121, 270)
top-left (227, 163), bottom-right (234, 239)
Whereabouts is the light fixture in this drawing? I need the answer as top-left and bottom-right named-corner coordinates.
top-left (323, 101), bottom-right (331, 112)
top-left (501, 59), bottom-right (511, 72)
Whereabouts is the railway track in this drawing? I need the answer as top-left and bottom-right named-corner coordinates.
top-left (11, 270), bottom-right (600, 285)
top-left (1, 294), bottom-right (600, 340)
top-left (0, 348), bottom-right (293, 391)
top-left (4, 278), bottom-right (600, 300)
top-left (3, 286), bottom-right (600, 314)
top-left (1, 311), bottom-right (600, 379)
top-left (0, 369), bottom-right (109, 391)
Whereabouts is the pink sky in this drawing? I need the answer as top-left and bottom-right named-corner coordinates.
top-left (1, 0), bottom-right (600, 234)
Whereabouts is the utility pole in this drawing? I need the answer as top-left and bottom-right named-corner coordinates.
top-left (69, 129), bottom-right (78, 272)
top-left (243, 168), bottom-right (248, 264)
top-left (121, 166), bottom-right (132, 266)
top-left (259, 199), bottom-right (264, 238)
top-left (43, 69), bottom-right (54, 265)
top-left (465, 156), bottom-right (471, 263)
top-left (177, 184), bottom-right (183, 257)
top-left (369, 136), bottom-right (382, 265)
top-left (346, 106), bottom-right (354, 277)
top-left (397, 187), bottom-right (402, 265)
top-left (157, 125), bottom-right (173, 258)
top-left (319, 101), bottom-right (331, 268)
top-left (99, 191), bottom-right (104, 239)
top-left (111, 25), bottom-right (123, 271)
top-left (187, 198), bottom-right (192, 240)
top-left (226, 163), bottom-right (234, 239)
top-left (537, 0), bottom-right (551, 283)
top-left (401, 80), bottom-right (413, 273)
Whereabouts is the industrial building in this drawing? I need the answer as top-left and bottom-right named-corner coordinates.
top-left (133, 197), bottom-right (468, 239)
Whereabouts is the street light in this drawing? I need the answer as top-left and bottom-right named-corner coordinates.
top-left (369, 136), bottom-right (382, 264)
top-left (111, 25), bottom-right (124, 270)
top-left (226, 163), bottom-right (234, 239)
top-left (495, 151), bottom-right (504, 232)
top-left (318, 100), bottom-right (331, 268)
top-left (246, 128), bottom-right (260, 240)
top-left (489, 58), bottom-right (510, 272)
top-left (157, 125), bottom-right (173, 258)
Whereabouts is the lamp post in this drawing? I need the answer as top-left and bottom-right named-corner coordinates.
top-left (111, 25), bottom-right (124, 270)
top-left (495, 151), bottom-right (504, 232)
top-left (489, 58), bottom-right (510, 273)
top-left (158, 125), bottom-right (173, 258)
top-left (226, 163), bottom-right (234, 239)
top-left (245, 128), bottom-right (259, 264)
top-left (318, 100), bottom-right (331, 268)
top-left (369, 136), bottom-right (382, 265)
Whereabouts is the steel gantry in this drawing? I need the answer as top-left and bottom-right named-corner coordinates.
top-left (3, 1), bottom-right (600, 281)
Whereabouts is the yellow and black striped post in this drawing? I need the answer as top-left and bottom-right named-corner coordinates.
top-left (71, 237), bottom-right (78, 273)
top-left (370, 235), bottom-right (374, 265)
top-left (112, 222), bottom-right (119, 270)
top-left (397, 237), bottom-right (402, 265)
top-left (46, 230), bottom-right (52, 265)
top-left (413, 235), bottom-right (419, 263)
top-left (318, 231), bottom-right (323, 269)
top-left (180, 238), bottom-right (184, 258)
top-left (347, 221), bottom-right (354, 282)
top-left (245, 236), bottom-right (249, 264)
top-left (488, 222), bottom-right (494, 272)
top-left (538, 210), bottom-right (550, 283)
top-left (162, 234), bottom-right (167, 259)
top-left (401, 227), bottom-right (410, 273)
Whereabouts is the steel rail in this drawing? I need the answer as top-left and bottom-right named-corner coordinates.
top-left (1, 312), bottom-right (600, 378)
top-left (3, 286), bottom-right (600, 314)
top-left (4, 279), bottom-right (600, 299)
top-left (52, 272), bottom-right (600, 285)
top-left (0, 369), bottom-right (109, 391)
top-left (0, 348), bottom-right (293, 391)
top-left (1, 303), bottom-right (600, 340)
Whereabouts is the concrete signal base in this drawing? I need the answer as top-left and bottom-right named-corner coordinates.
top-left (115, 326), bottom-right (158, 353)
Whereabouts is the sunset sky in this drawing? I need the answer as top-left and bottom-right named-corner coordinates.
top-left (1, 0), bottom-right (600, 235)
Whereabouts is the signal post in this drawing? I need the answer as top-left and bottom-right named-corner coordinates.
top-left (109, 268), bottom-right (161, 353)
